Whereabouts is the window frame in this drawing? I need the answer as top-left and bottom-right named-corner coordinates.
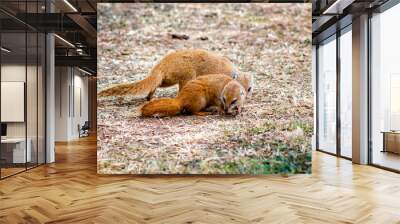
top-left (0, 0), bottom-right (48, 180)
top-left (367, 1), bottom-right (400, 173)
top-left (315, 23), bottom-right (353, 161)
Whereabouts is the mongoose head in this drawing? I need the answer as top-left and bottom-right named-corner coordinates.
top-left (221, 80), bottom-right (246, 116)
top-left (235, 73), bottom-right (254, 98)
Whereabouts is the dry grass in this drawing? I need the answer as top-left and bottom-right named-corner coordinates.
top-left (97, 3), bottom-right (313, 174)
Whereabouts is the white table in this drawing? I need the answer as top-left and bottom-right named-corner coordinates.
top-left (1, 138), bottom-right (31, 163)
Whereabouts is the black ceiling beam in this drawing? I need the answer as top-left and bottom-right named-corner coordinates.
top-left (0, 8), bottom-right (38, 31)
top-left (9, 12), bottom-right (96, 47)
top-left (55, 55), bottom-right (96, 72)
top-left (67, 13), bottom-right (97, 46)
top-left (55, 47), bottom-right (97, 57)
top-left (14, 13), bottom-right (83, 32)
top-left (0, 18), bottom-right (28, 32)
top-left (312, 15), bottom-right (336, 35)
top-left (313, 14), bottom-right (352, 44)
top-left (312, 0), bottom-right (387, 43)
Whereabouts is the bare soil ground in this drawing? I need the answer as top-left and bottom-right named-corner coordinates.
top-left (97, 3), bottom-right (313, 174)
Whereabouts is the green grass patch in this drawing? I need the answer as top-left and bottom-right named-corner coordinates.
top-left (217, 150), bottom-right (311, 175)
top-left (283, 120), bottom-right (313, 135)
top-left (204, 138), bottom-right (312, 175)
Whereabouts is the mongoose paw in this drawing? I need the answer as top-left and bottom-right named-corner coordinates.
top-left (205, 106), bottom-right (221, 114)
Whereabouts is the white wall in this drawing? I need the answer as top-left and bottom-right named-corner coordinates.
top-left (55, 67), bottom-right (89, 141)
top-left (72, 73), bottom-right (89, 138)
top-left (0, 65), bottom-right (40, 138)
top-left (1, 65), bottom-right (26, 139)
top-left (55, 66), bottom-right (70, 141)
top-left (1, 64), bottom-right (25, 81)
top-left (1, 63), bottom-right (46, 164)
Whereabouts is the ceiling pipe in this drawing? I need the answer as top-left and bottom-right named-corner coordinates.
top-left (1, 47), bottom-right (11, 53)
top-left (54, 34), bottom-right (76, 48)
top-left (78, 67), bottom-right (94, 76)
top-left (63, 0), bottom-right (78, 12)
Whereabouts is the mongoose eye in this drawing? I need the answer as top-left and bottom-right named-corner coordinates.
top-left (248, 87), bottom-right (252, 92)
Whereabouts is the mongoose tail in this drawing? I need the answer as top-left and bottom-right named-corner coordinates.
top-left (98, 72), bottom-right (162, 99)
top-left (98, 49), bottom-right (237, 100)
top-left (141, 98), bottom-right (182, 117)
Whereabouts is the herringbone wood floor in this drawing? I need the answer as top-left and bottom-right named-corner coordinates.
top-left (1, 136), bottom-right (400, 224)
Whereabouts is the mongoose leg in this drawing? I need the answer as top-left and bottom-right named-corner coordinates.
top-left (186, 95), bottom-right (208, 116)
top-left (178, 83), bottom-right (184, 91)
top-left (146, 89), bottom-right (156, 101)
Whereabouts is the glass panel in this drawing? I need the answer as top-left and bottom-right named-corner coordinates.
top-left (371, 4), bottom-right (400, 171)
top-left (26, 0), bottom-right (39, 169)
top-left (1, 31), bottom-right (27, 177)
top-left (0, 1), bottom-right (46, 178)
top-left (318, 36), bottom-right (337, 154)
top-left (340, 28), bottom-right (352, 158)
top-left (38, 32), bottom-right (45, 165)
top-left (27, 31), bottom-right (38, 169)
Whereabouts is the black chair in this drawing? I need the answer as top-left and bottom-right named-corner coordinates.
top-left (79, 121), bottom-right (90, 138)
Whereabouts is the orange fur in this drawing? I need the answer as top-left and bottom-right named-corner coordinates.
top-left (141, 74), bottom-right (248, 117)
top-left (98, 72), bottom-right (162, 99)
top-left (98, 49), bottom-right (237, 100)
top-left (141, 98), bottom-right (182, 117)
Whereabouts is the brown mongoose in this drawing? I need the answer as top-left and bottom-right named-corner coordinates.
top-left (98, 49), bottom-right (238, 100)
top-left (140, 74), bottom-right (250, 117)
